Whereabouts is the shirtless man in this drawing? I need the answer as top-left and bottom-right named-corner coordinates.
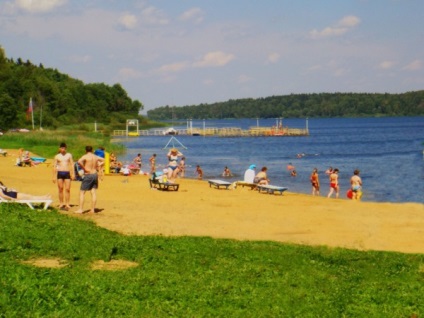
top-left (75, 145), bottom-right (104, 214)
top-left (350, 169), bottom-right (363, 200)
top-left (327, 168), bottom-right (339, 198)
top-left (52, 142), bottom-right (74, 210)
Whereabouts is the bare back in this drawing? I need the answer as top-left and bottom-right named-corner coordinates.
top-left (78, 153), bottom-right (104, 174)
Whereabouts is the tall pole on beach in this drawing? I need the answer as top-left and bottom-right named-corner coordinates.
top-left (30, 98), bottom-right (34, 130)
top-left (39, 103), bottom-right (43, 130)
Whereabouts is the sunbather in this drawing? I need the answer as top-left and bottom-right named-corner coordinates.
top-left (254, 167), bottom-right (270, 185)
top-left (22, 150), bottom-right (35, 167)
top-left (243, 164), bottom-right (256, 183)
top-left (0, 181), bottom-right (51, 201)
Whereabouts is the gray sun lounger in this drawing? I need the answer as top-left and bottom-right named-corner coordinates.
top-left (208, 179), bottom-right (232, 190)
top-left (256, 185), bottom-right (288, 195)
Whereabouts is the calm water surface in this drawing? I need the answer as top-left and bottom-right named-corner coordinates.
top-left (115, 117), bottom-right (424, 203)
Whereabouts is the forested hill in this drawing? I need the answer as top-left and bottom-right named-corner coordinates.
top-left (147, 91), bottom-right (424, 120)
top-left (0, 46), bottom-right (143, 130)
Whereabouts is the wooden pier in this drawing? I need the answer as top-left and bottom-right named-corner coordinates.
top-left (112, 126), bottom-right (309, 137)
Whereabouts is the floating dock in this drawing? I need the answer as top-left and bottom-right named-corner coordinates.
top-left (113, 126), bottom-right (309, 137)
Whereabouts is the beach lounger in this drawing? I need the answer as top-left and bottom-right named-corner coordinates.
top-left (208, 179), bottom-right (232, 190)
top-left (149, 178), bottom-right (179, 191)
top-left (0, 196), bottom-right (52, 210)
top-left (256, 185), bottom-right (288, 195)
top-left (235, 181), bottom-right (257, 190)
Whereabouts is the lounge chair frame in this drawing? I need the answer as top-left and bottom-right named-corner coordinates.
top-left (208, 179), bottom-right (232, 190)
top-left (149, 178), bottom-right (179, 191)
top-left (235, 181), bottom-right (257, 190)
top-left (0, 197), bottom-right (52, 210)
top-left (256, 185), bottom-right (288, 195)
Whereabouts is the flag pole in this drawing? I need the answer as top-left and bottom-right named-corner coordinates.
top-left (30, 97), bottom-right (34, 130)
top-left (39, 103), bottom-right (43, 130)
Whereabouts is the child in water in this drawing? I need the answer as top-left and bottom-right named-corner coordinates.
top-left (195, 165), bottom-right (203, 180)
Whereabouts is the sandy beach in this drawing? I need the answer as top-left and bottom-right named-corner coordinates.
top-left (1, 149), bottom-right (423, 254)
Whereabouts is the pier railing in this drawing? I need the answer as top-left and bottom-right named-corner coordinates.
top-left (113, 127), bottom-right (309, 137)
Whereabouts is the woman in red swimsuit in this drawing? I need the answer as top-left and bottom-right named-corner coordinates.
top-left (327, 168), bottom-right (339, 198)
top-left (310, 168), bottom-right (320, 196)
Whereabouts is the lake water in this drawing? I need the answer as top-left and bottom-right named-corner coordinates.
top-left (114, 117), bottom-right (424, 203)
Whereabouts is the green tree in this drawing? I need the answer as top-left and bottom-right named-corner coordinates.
top-left (0, 93), bottom-right (18, 129)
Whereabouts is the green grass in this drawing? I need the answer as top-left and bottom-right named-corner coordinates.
top-left (0, 130), bottom-right (125, 158)
top-left (1, 205), bottom-right (423, 317)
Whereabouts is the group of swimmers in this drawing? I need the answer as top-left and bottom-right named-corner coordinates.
top-left (310, 167), bottom-right (363, 200)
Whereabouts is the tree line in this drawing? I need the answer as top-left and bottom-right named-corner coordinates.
top-left (0, 46), bottom-right (143, 130)
top-left (147, 91), bottom-right (424, 120)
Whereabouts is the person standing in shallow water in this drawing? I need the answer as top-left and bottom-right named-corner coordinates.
top-left (310, 168), bottom-right (320, 196)
top-left (195, 165), bottom-right (203, 180)
top-left (327, 168), bottom-right (340, 198)
top-left (52, 142), bottom-right (75, 211)
top-left (350, 169), bottom-right (363, 200)
top-left (75, 145), bottom-right (104, 214)
top-left (149, 154), bottom-right (156, 174)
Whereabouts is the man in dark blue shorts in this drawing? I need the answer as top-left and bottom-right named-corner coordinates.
top-left (52, 142), bottom-right (75, 210)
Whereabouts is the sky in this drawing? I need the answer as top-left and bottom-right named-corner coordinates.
top-left (1, 0), bottom-right (423, 114)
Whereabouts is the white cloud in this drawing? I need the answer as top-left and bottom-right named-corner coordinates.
top-left (119, 13), bottom-right (138, 30)
top-left (338, 15), bottom-right (361, 28)
top-left (155, 51), bottom-right (235, 77)
top-left (179, 7), bottom-right (204, 24)
top-left (140, 6), bottom-right (169, 25)
top-left (203, 79), bottom-right (214, 85)
top-left (310, 15), bottom-right (361, 39)
top-left (333, 68), bottom-right (347, 77)
top-left (158, 61), bottom-right (190, 73)
top-left (193, 51), bottom-right (235, 68)
top-left (307, 64), bottom-right (323, 72)
top-left (378, 60), bottom-right (395, 70)
top-left (68, 55), bottom-right (91, 63)
top-left (402, 59), bottom-right (422, 71)
top-left (117, 67), bottom-right (142, 81)
top-left (237, 74), bottom-right (252, 83)
top-left (267, 52), bottom-right (280, 64)
top-left (15, 0), bottom-right (67, 13)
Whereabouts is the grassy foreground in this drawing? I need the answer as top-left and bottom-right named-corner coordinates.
top-left (0, 205), bottom-right (423, 317)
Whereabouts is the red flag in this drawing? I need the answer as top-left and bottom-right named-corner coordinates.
top-left (26, 98), bottom-right (33, 120)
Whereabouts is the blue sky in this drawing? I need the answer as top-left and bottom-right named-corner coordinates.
top-left (1, 0), bottom-right (423, 113)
